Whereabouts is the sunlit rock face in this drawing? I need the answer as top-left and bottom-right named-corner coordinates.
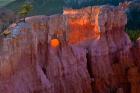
top-left (0, 5), bottom-right (139, 93)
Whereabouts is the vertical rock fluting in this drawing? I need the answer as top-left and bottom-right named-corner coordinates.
top-left (0, 5), bottom-right (139, 93)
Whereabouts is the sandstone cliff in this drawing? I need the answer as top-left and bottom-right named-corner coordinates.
top-left (0, 5), bottom-right (140, 93)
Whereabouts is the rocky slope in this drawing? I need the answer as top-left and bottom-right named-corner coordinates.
top-left (0, 5), bottom-right (140, 93)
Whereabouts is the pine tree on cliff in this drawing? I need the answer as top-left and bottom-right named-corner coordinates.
top-left (18, 3), bottom-right (33, 22)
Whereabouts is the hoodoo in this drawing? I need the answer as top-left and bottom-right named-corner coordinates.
top-left (0, 5), bottom-right (139, 93)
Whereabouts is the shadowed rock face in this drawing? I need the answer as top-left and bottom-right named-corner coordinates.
top-left (0, 5), bottom-right (140, 93)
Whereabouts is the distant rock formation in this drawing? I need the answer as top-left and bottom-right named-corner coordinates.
top-left (0, 8), bottom-right (15, 33)
top-left (0, 8), bottom-right (15, 24)
top-left (64, 0), bottom-right (92, 5)
top-left (0, 4), bottom-right (140, 93)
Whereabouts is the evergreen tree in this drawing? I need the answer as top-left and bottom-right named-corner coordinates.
top-left (18, 3), bottom-right (33, 22)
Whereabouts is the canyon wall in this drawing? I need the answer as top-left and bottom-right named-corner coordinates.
top-left (0, 5), bottom-right (140, 93)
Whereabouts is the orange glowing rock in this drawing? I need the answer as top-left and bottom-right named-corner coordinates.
top-left (50, 39), bottom-right (60, 47)
top-left (63, 9), bottom-right (78, 15)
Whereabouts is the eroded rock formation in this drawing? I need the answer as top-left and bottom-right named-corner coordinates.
top-left (0, 5), bottom-right (139, 93)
